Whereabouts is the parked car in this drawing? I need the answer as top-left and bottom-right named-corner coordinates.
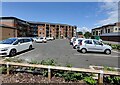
top-left (77, 39), bottom-right (112, 54)
top-left (35, 37), bottom-right (47, 43)
top-left (0, 37), bottom-right (33, 57)
top-left (70, 37), bottom-right (77, 45)
top-left (46, 37), bottom-right (54, 41)
top-left (73, 38), bottom-right (84, 49)
top-left (32, 37), bottom-right (38, 42)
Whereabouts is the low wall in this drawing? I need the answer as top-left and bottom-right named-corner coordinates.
top-left (100, 36), bottom-right (120, 42)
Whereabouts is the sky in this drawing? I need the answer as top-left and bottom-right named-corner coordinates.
top-left (1, 1), bottom-right (119, 32)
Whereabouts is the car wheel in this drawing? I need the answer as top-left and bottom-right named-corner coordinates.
top-left (9, 49), bottom-right (16, 57)
top-left (105, 49), bottom-right (111, 55)
top-left (29, 45), bottom-right (32, 50)
top-left (81, 48), bottom-right (87, 54)
top-left (73, 45), bottom-right (76, 49)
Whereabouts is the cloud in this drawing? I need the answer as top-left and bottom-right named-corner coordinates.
top-left (96, 0), bottom-right (119, 26)
top-left (77, 27), bottom-right (91, 34)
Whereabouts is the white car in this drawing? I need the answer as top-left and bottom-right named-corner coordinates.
top-left (32, 37), bottom-right (38, 42)
top-left (73, 38), bottom-right (84, 49)
top-left (77, 39), bottom-right (112, 54)
top-left (46, 37), bottom-right (54, 41)
top-left (35, 37), bottom-right (47, 43)
top-left (0, 38), bottom-right (33, 57)
top-left (70, 37), bottom-right (77, 45)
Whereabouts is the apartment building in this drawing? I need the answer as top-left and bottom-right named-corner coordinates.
top-left (92, 22), bottom-right (120, 42)
top-left (0, 24), bottom-right (17, 40)
top-left (0, 17), bottom-right (77, 40)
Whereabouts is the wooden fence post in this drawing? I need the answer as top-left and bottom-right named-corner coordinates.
top-left (6, 62), bottom-right (9, 75)
top-left (48, 66), bottom-right (51, 82)
top-left (98, 70), bottom-right (103, 85)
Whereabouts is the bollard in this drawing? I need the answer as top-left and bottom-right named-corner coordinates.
top-left (48, 66), bottom-right (51, 82)
top-left (98, 70), bottom-right (103, 85)
top-left (6, 62), bottom-right (9, 75)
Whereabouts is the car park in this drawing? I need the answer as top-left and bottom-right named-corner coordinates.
top-left (77, 39), bottom-right (112, 54)
top-left (73, 38), bottom-right (84, 49)
top-left (0, 37), bottom-right (33, 57)
top-left (35, 37), bottom-right (47, 43)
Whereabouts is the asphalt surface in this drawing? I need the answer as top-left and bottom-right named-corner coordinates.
top-left (8, 39), bottom-right (120, 68)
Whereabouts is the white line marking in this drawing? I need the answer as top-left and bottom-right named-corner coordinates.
top-left (74, 53), bottom-right (119, 58)
top-left (15, 50), bottom-right (34, 57)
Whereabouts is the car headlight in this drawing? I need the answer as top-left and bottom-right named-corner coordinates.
top-left (1, 48), bottom-right (8, 51)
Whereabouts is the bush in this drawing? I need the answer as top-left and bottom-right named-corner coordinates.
top-left (104, 43), bottom-right (120, 50)
top-left (104, 75), bottom-right (120, 84)
top-left (104, 66), bottom-right (116, 71)
top-left (63, 71), bottom-right (83, 81)
top-left (40, 59), bottom-right (57, 66)
top-left (84, 77), bottom-right (97, 85)
top-left (0, 66), bottom-right (7, 74)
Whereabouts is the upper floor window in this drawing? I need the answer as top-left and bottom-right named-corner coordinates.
top-left (39, 28), bottom-right (43, 30)
top-left (108, 29), bottom-right (110, 33)
top-left (93, 32), bottom-right (95, 35)
top-left (105, 29), bottom-right (107, 33)
top-left (115, 28), bottom-right (118, 30)
top-left (96, 31), bottom-right (98, 35)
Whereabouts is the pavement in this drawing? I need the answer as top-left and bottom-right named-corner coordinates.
top-left (1, 39), bottom-right (120, 68)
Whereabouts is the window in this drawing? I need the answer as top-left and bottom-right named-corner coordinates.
top-left (93, 40), bottom-right (102, 45)
top-left (40, 28), bottom-right (42, 30)
top-left (101, 30), bottom-right (102, 34)
top-left (96, 31), bottom-right (98, 35)
top-left (115, 28), bottom-right (118, 30)
top-left (40, 32), bottom-right (41, 34)
top-left (0, 38), bottom-right (17, 44)
top-left (93, 32), bottom-right (95, 35)
top-left (40, 37), bottom-right (43, 39)
top-left (78, 40), bottom-right (83, 44)
top-left (108, 29), bottom-right (110, 33)
top-left (105, 29), bottom-right (107, 33)
top-left (119, 28), bottom-right (120, 30)
top-left (23, 39), bottom-right (31, 43)
top-left (84, 40), bottom-right (92, 44)
top-left (18, 39), bottom-right (24, 43)
top-left (13, 40), bottom-right (19, 45)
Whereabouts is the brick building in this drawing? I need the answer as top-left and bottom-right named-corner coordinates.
top-left (0, 24), bottom-right (17, 40)
top-left (0, 17), bottom-right (77, 40)
top-left (91, 22), bottom-right (120, 42)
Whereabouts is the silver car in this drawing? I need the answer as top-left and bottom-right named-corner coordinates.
top-left (77, 39), bottom-right (112, 54)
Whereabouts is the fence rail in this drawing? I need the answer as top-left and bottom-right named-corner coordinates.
top-left (0, 61), bottom-right (120, 85)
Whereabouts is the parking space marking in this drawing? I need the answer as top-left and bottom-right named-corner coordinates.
top-left (74, 53), bottom-right (119, 58)
top-left (15, 50), bottom-right (35, 57)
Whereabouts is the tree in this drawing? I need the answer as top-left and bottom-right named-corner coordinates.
top-left (84, 31), bottom-right (92, 39)
top-left (77, 31), bottom-right (83, 35)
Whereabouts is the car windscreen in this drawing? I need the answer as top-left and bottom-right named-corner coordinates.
top-left (78, 40), bottom-right (83, 44)
top-left (0, 38), bottom-right (17, 44)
